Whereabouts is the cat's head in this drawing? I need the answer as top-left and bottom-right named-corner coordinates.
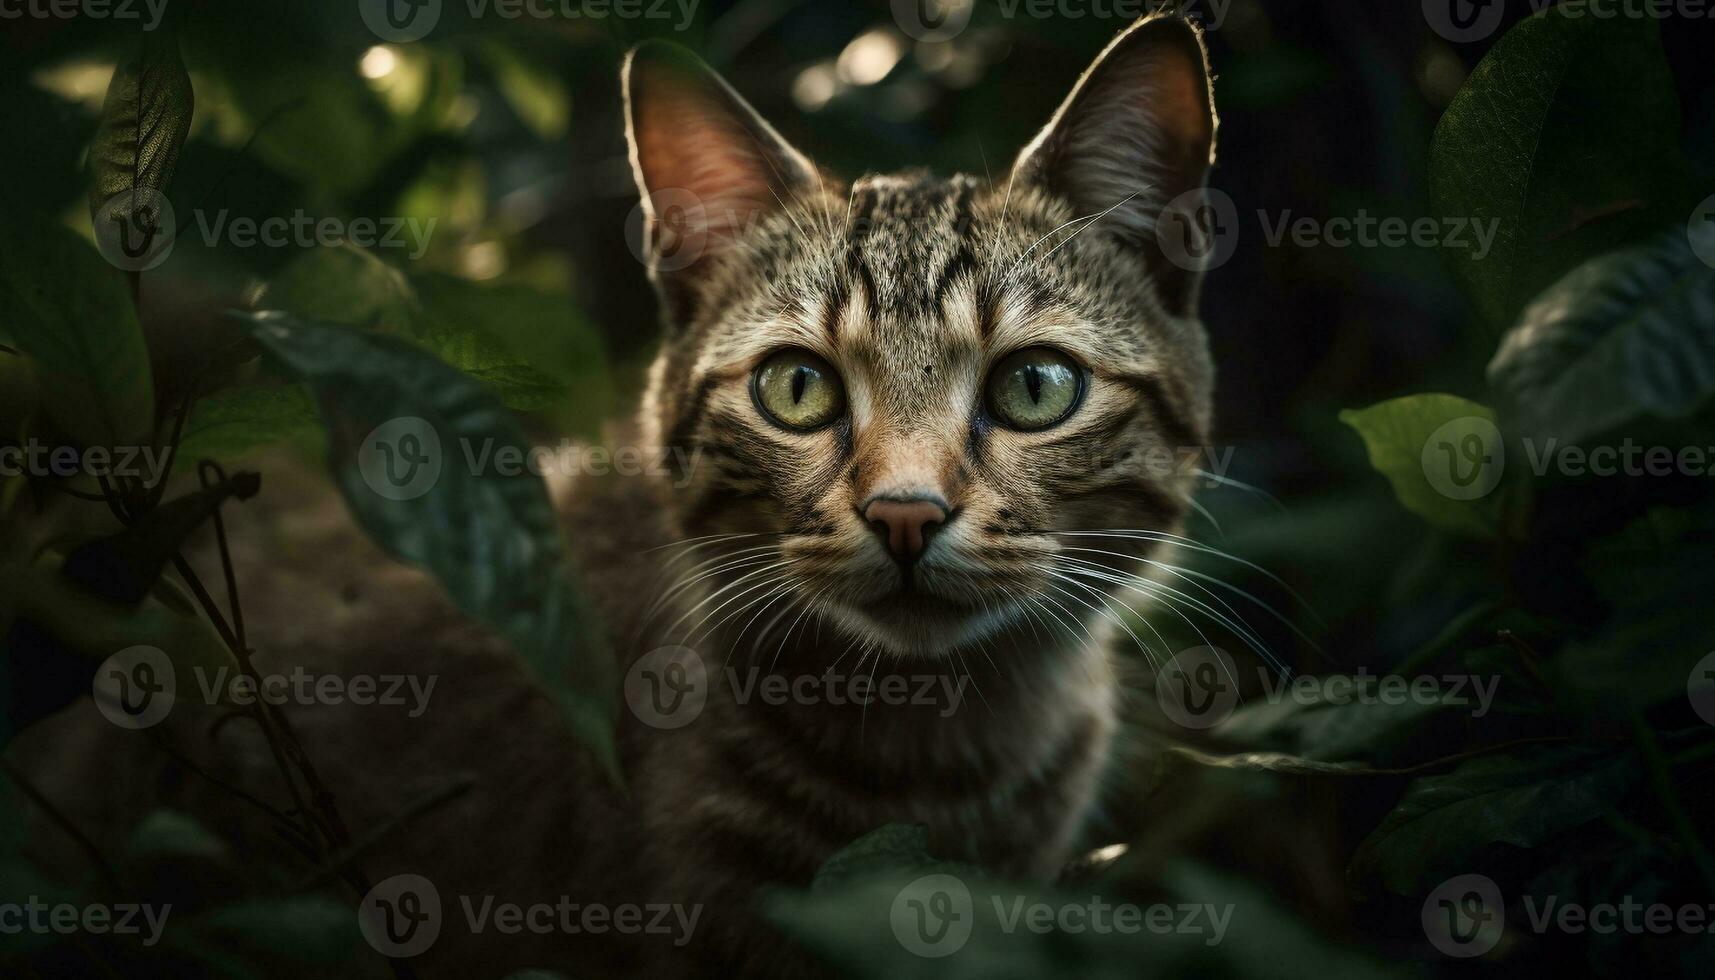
top-left (623, 15), bottom-right (1218, 657)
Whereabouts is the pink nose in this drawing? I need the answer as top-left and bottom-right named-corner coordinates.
top-left (862, 497), bottom-right (949, 564)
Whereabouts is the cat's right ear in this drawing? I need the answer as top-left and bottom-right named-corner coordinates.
top-left (623, 42), bottom-right (817, 320)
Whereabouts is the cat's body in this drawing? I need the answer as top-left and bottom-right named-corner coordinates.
top-left (11, 14), bottom-right (1222, 978)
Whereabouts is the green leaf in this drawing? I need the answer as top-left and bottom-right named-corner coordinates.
top-left (177, 383), bottom-right (321, 462)
top-left (1488, 225), bottom-right (1715, 443)
top-left (0, 221), bottom-right (155, 448)
top-left (232, 310), bottom-right (618, 777)
top-left (1339, 394), bottom-right (1530, 539)
top-left (260, 246), bottom-right (567, 410)
top-left (1351, 747), bottom-right (1638, 895)
top-left (1429, 7), bottom-right (1690, 327)
top-left (86, 35), bottom-right (195, 225)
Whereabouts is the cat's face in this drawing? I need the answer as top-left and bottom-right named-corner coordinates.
top-left (625, 16), bottom-right (1218, 657)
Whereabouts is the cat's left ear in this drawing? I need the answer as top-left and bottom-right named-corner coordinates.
top-left (1011, 16), bottom-right (1218, 315)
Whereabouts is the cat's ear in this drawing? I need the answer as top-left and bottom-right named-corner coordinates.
top-left (1011, 16), bottom-right (1218, 315)
top-left (623, 41), bottom-right (818, 318)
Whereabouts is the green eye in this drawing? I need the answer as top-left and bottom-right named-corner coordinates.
top-left (985, 348), bottom-right (1084, 431)
top-left (753, 349), bottom-right (846, 431)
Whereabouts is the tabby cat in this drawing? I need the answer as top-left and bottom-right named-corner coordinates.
top-left (14, 13), bottom-right (1220, 979)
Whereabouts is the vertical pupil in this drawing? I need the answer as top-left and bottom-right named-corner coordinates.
top-left (1024, 363), bottom-right (1042, 404)
top-left (790, 365), bottom-right (809, 404)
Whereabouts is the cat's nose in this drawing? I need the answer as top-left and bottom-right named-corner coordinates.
top-left (861, 495), bottom-right (950, 565)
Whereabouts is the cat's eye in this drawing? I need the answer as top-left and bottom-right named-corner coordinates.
top-left (752, 349), bottom-right (846, 431)
top-left (985, 347), bottom-right (1084, 431)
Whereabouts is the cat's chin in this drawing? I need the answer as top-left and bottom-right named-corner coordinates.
top-left (827, 592), bottom-right (1020, 658)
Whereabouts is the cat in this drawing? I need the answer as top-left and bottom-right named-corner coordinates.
top-left (7, 13), bottom-right (1220, 979)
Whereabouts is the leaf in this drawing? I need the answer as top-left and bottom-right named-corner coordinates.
top-left (124, 808), bottom-right (228, 863)
top-left (813, 824), bottom-right (950, 891)
top-left (1339, 394), bottom-right (1530, 539)
top-left (232, 310), bottom-right (618, 777)
top-left (260, 245), bottom-right (566, 410)
top-left (1429, 7), bottom-right (1690, 327)
top-left (1487, 225), bottom-right (1715, 443)
top-left (86, 35), bottom-right (195, 225)
top-left (176, 383), bottom-right (321, 462)
top-left (1350, 747), bottom-right (1638, 895)
top-left (0, 221), bottom-right (155, 448)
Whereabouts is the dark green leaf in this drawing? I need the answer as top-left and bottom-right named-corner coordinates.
top-left (1351, 747), bottom-right (1637, 895)
top-left (232, 310), bottom-right (618, 777)
top-left (86, 36), bottom-right (195, 226)
top-left (1488, 225), bottom-right (1715, 442)
top-left (0, 221), bottom-right (155, 447)
top-left (1429, 7), bottom-right (1690, 327)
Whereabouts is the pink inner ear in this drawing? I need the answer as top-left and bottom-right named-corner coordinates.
top-left (631, 77), bottom-right (785, 249)
top-left (1080, 40), bottom-right (1212, 177)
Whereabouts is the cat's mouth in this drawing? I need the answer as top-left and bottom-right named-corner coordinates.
top-left (832, 588), bottom-right (1012, 656)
